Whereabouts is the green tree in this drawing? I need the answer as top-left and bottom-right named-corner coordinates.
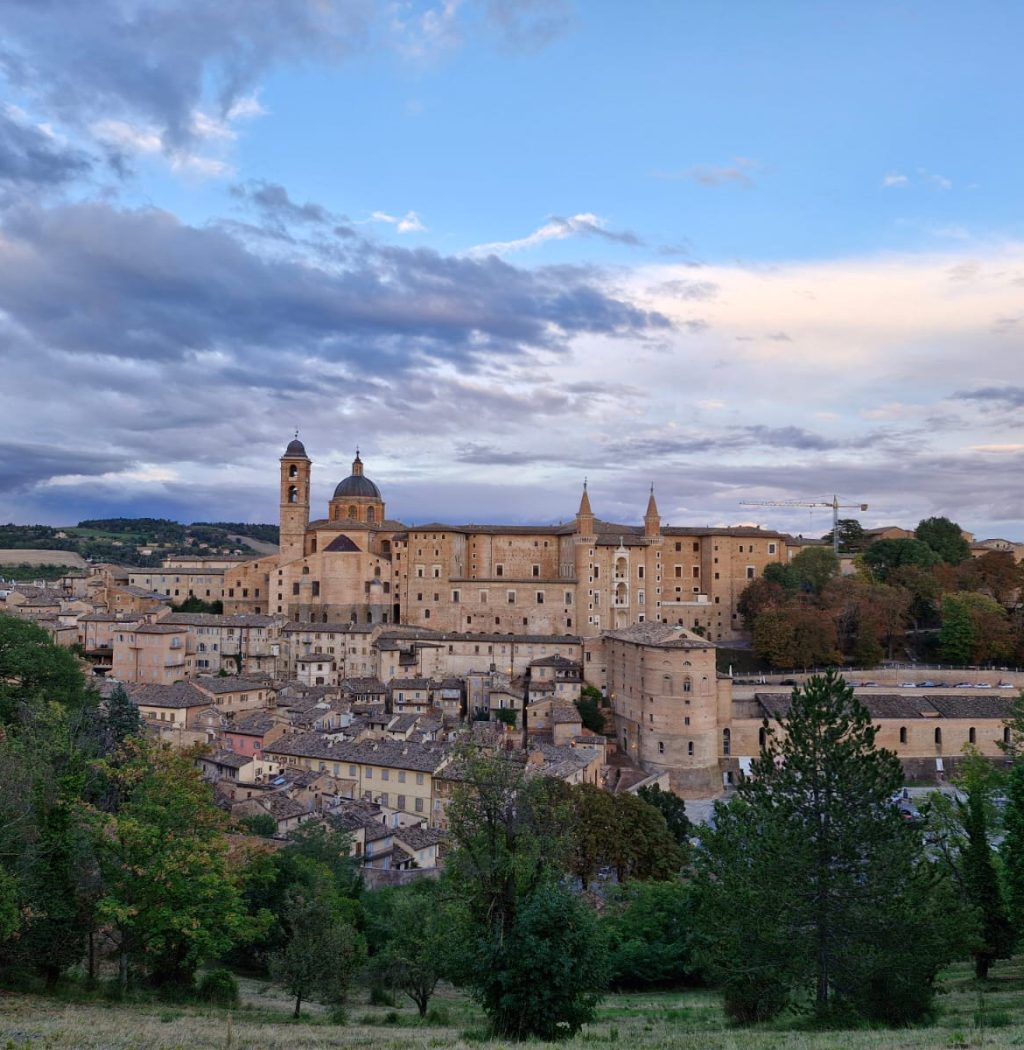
top-left (737, 576), bottom-right (788, 631)
top-left (694, 671), bottom-right (966, 1022)
top-left (0, 615), bottom-right (92, 724)
top-left (91, 741), bottom-right (252, 992)
top-left (365, 881), bottom-right (451, 1016)
top-left (239, 813), bottom-right (277, 837)
top-left (863, 538), bottom-right (940, 581)
top-left (104, 683), bottom-right (142, 749)
top-left (443, 749), bottom-right (607, 1039)
top-left (939, 592), bottom-right (1012, 665)
top-left (603, 880), bottom-right (693, 990)
top-left (270, 888), bottom-right (363, 1018)
top-left (637, 784), bottom-right (692, 846)
top-left (1002, 762), bottom-right (1024, 941)
top-left (822, 518), bottom-right (868, 553)
top-left (923, 753), bottom-right (1013, 979)
top-left (789, 546), bottom-right (840, 594)
top-left (916, 516), bottom-right (972, 565)
top-left (574, 694), bottom-right (605, 734)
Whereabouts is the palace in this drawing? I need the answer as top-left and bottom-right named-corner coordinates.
top-left (222, 438), bottom-right (795, 644)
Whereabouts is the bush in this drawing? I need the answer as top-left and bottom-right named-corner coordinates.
top-left (721, 977), bottom-right (789, 1024)
top-left (369, 985), bottom-right (395, 1006)
top-left (196, 968), bottom-right (239, 1007)
top-left (327, 1004), bottom-right (348, 1024)
top-left (425, 1004), bottom-right (451, 1024)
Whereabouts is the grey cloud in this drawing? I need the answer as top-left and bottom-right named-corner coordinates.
top-left (0, 200), bottom-right (669, 374)
top-left (955, 386), bottom-right (1024, 408)
top-left (0, 110), bottom-right (92, 187)
top-left (230, 180), bottom-right (334, 227)
top-left (1, 0), bottom-right (373, 147)
top-left (0, 442), bottom-right (129, 494)
top-left (658, 159), bottom-right (760, 188)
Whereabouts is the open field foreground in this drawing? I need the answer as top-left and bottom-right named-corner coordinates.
top-left (4, 962), bottom-right (1024, 1050)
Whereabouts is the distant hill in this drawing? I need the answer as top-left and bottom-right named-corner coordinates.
top-left (0, 519), bottom-right (279, 567)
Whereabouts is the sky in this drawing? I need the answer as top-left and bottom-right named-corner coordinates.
top-left (1, 0), bottom-right (1022, 540)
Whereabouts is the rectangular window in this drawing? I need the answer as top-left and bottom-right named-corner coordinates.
top-left (565, 591), bottom-right (572, 605)
top-left (593, 566), bottom-right (600, 579)
top-left (536, 592), bottom-right (544, 604)
top-left (415, 797), bottom-right (424, 813)
top-left (532, 565), bottom-right (540, 577)
top-left (366, 767), bottom-right (373, 779)
top-left (746, 566), bottom-right (755, 580)
top-left (638, 566), bottom-right (645, 579)
top-left (398, 770), bottom-right (406, 783)
top-left (769, 543), bottom-right (777, 554)
top-left (452, 590), bottom-right (460, 602)
top-left (311, 581), bottom-right (320, 597)
top-left (397, 795), bottom-right (406, 809)
top-left (416, 773), bottom-right (424, 785)
top-left (675, 566), bottom-right (682, 578)
top-left (507, 590), bottom-right (516, 604)
top-left (496, 564), bottom-right (504, 577)
top-left (692, 566), bottom-right (700, 578)
top-left (292, 582), bottom-right (299, 595)
top-left (382, 769), bottom-right (390, 781)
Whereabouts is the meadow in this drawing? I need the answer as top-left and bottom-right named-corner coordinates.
top-left (2, 960), bottom-right (1024, 1050)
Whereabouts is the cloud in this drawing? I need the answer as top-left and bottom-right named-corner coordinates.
top-left (955, 386), bottom-right (1024, 408)
top-left (369, 209), bottom-right (427, 233)
top-left (484, 0), bottom-right (573, 51)
top-left (230, 180), bottom-right (333, 226)
top-left (919, 168), bottom-right (953, 191)
top-left (469, 212), bottom-right (641, 256)
top-left (882, 173), bottom-right (909, 188)
top-left (647, 279), bottom-right (718, 301)
top-left (657, 157), bottom-right (760, 188)
top-left (0, 442), bottom-right (130, 494)
top-left (0, 107), bottom-right (92, 188)
top-left (0, 1), bottom-right (373, 149)
top-left (882, 169), bottom-right (953, 192)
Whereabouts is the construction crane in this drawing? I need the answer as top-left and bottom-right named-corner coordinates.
top-left (739, 495), bottom-right (869, 554)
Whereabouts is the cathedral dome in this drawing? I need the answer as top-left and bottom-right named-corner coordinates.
top-left (333, 474), bottom-right (381, 499)
top-left (284, 437), bottom-right (308, 458)
top-left (332, 450), bottom-right (380, 499)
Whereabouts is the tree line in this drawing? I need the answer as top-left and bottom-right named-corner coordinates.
top-left (739, 516), bottom-right (1024, 669)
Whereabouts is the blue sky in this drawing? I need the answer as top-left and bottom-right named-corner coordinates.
top-left (1, 1), bottom-right (1022, 540)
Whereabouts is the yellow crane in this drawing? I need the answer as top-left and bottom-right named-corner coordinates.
top-left (739, 495), bottom-right (869, 555)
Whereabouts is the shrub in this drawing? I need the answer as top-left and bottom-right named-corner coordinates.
top-left (197, 968), bottom-right (240, 1007)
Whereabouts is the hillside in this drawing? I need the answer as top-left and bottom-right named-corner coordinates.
top-left (0, 519), bottom-right (278, 568)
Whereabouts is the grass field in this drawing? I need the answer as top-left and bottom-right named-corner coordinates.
top-left (0, 550), bottom-right (86, 567)
top-left (2, 960), bottom-right (1024, 1049)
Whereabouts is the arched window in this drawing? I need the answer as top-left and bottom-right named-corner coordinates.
top-left (759, 726), bottom-right (767, 748)
top-left (310, 537), bottom-right (317, 553)
top-left (687, 741), bottom-right (694, 757)
top-left (367, 506), bottom-right (376, 524)
top-left (934, 727), bottom-right (942, 746)
top-left (322, 613), bottom-right (328, 623)
top-left (348, 506), bottom-right (357, 519)
top-left (969, 727), bottom-right (977, 744)
top-left (302, 566), bottom-right (309, 575)
top-left (289, 464), bottom-right (297, 478)
top-left (374, 566), bottom-right (381, 577)
top-left (683, 676), bottom-right (692, 693)
top-left (288, 486), bottom-right (298, 504)
top-left (722, 728), bottom-right (731, 756)
top-left (899, 726), bottom-right (907, 744)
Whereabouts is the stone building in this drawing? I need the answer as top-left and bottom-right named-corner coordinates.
top-left (223, 439), bottom-right (791, 644)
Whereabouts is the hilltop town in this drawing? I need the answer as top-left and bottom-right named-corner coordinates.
top-left (3, 437), bottom-right (1023, 841)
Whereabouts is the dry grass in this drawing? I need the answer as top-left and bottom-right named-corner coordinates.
top-left (2, 960), bottom-right (1024, 1050)
top-left (0, 550), bottom-right (85, 567)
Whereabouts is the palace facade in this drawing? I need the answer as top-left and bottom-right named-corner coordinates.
top-left (222, 438), bottom-right (794, 644)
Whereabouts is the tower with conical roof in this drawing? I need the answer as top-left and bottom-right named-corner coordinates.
top-left (574, 481), bottom-right (598, 631)
top-left (644, 484), bottom-right (661, 539)
top-left (280, 435), bottom-right (311, 562)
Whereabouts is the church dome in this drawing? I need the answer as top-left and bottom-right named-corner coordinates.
top-left (333, 474), bottom-right (381, 499)
top-left (332, 450), bottom-right (380, 499)
top-left (284, 437), bottom-right (308, 458)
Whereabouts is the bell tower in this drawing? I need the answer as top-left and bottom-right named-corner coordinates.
top-left (280, 434), bottom-right (311, 563)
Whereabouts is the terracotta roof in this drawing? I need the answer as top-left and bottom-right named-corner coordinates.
top-left (196, 675), bottom-right (273, 695)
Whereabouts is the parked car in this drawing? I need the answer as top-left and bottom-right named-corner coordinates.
top-left (954, 682), bottom-right (974, 689)
top-left (975, 682), bottom-right (993, 689)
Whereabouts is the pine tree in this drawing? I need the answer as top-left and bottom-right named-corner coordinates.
top-left (694, 670), bottom-right (967, 1022)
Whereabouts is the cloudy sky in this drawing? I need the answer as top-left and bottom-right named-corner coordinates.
top-left (1, 1), bottom-right (1022, 539)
